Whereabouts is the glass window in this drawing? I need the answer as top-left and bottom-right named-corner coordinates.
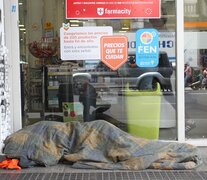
top-left (19, 0), bottom-right (177, 140)
top-left (184, 0), bottom-right (207, 139)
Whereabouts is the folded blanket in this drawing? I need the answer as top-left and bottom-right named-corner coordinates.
top-left (2, 120), bottom-right (202, 170)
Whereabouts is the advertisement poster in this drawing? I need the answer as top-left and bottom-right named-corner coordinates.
top-left (136, 29), bottom-right (159, 67)
top-left (62, 102), bottom-right (83, 122)
top-left (122, 32), bottom-right (175, 61)
top-left (66, 0), bottom-right (160, 19)
top-left (60, 24), bottom-right (113, 60)
top-left (101, 36), bottom-right (128, 70)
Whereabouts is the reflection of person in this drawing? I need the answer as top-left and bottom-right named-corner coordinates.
top-left (201, 67), bottom-right (207, 89)
top-left (79, 78), bottom-right (97, 122)
top-left (184, 63), bottom-right (192, 87)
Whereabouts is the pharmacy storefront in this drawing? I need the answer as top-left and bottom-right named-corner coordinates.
top-left (1, 0), bottom-right (207, 148)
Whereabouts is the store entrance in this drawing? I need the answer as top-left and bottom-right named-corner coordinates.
top-left (19, 0), bottom-right (177, 140)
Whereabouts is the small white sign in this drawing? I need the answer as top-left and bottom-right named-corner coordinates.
top-left (60, 25), bottom-right (113, 60)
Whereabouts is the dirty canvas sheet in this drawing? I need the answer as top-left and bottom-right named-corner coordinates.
top-left (2, 120), bottom-right (201, 170)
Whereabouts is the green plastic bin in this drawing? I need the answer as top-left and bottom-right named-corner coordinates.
top-left (125, 84), bottom-right (162, 139)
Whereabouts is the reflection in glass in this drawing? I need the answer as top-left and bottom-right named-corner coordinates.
top-left (19, 0), bottom-right (177, 140)
top-left (184, 0), bottom-right (207, 139)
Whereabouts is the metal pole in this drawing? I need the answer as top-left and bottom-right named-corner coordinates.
top-left (41, 58), bottom-right (45, 120)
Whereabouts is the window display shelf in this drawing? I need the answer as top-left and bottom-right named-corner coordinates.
top-left (28, 67), bottom-right (43, 113)
top-left (48, 72), bottom-right (73, 76)
top-left (48, 86), bottom-right (59, 90)
top-left (48, 99), bottom-right (59, 106)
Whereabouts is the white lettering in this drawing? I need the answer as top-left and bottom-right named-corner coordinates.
top-left (106, 49), bottom-right (116, 54)
top-left (138, 46), bottom-right (143, 52)
top-left (104, 43), bottom-right (125, 48)
top-left (105, 8), bottom-right (131, 15)
top-left (138, 46), bottom-right (157, 53)
top-left (105, 54), bottom-right (123, 59)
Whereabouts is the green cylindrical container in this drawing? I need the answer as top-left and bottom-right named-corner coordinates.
top-left (125, 84), bottom-right (162, 139)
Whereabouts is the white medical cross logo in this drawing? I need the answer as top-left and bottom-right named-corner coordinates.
top-left (97, 8), bottom-right (104, 16)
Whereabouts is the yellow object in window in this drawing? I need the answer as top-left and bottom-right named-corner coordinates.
top-left (44, 22), bottom-right (53, 30)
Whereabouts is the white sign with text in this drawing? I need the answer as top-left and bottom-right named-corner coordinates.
top-left (60, 26), bottom-right (113, 60)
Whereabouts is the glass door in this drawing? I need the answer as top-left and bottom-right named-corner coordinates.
top-left (184, 0), bottom-right (207, 141)
top-left (18, 0), bottom-right (177, 140)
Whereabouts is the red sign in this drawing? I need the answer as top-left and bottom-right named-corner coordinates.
top-left (66, 0), bottom-right (160, 19)
top-left (101, 36), bottom-right (128, 71)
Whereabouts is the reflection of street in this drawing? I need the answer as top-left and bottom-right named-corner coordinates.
top-left (185, 89), bottom-right (207, 138)
top-left (185, 89), bottom-right (207, 118)
top-left (93, 69), bottom-right (177, 140)
top-left (102, 88), bottom-right (176, 131)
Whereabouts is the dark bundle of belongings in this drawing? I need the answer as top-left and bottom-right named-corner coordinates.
top-left (1, 120), bottom-right (202, 170)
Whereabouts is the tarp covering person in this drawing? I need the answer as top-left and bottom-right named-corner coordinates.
top-left (1, 120), bottom-right (202, 170)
